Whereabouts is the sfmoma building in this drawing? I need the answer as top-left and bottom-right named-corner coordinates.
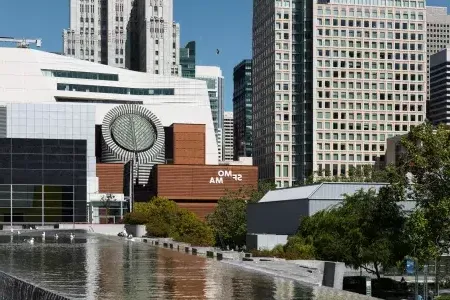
top-left (0, 48), bottom-right (253, 225)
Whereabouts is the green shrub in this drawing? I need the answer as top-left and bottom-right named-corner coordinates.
top-left (123, 211), bottom-right (148, 225)
top-left (436, 296), bottom-right (450, 300)
top-left (129, 197), bottom-right (214, 246)
top-left (172, 209), bottom-right (215, 246)
top-left (251, 237), bottom-right (315, 260)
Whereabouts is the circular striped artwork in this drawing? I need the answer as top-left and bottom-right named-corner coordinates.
top-left (102, 105), bottom-right (165, 164)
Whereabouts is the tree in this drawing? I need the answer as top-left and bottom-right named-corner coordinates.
top-left (206, 197), bottom-right (248, 248)
top-left (101, 193), bottom-right (115, 223)
top-left (206, 180), bottom-right (276, 248)
top-left (392, 123), bottom-right (450, 262)
top-left (299, 188), bottom-right (407, 278)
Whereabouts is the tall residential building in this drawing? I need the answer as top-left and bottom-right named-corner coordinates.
top-left (180, 41), bottom-right (196, 78)
top-left (253, 0), bottom-right (427, 187)
top-left (426, 6), bottom-right (450, 117)
top-left (233, 59), bottom-right (253, 160)
top-left (63, 0), bottom-right (180, 76)
top-left (223, 112), bottom-right (234, 161)
top-left (196, 66), bottom-right (225, 160)
top-left (429, 49), bottom-right (450, 125)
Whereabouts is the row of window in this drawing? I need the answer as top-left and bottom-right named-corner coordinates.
top-left (318, 6), bottom-right (425, 18)
top-left (317, 19), bottom-right (424, 29)
top-left (317, 128), bottom-right (412, 141)
top-left (42, 69), bottom-right (118, 81)
top-left (57, 84), bottom-right (175, 96)
top-left (317, 143), bottom-right (385, 152)
top-left (316, 102), bottom-right (423, 111)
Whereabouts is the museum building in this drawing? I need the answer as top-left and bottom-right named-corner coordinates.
top-left (0, 48), bottom-right (257, 224)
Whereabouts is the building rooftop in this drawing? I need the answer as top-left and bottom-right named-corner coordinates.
top-left (259, 182), bottom-right (388, 203)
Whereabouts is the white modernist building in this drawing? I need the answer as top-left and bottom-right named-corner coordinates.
top-left (0, 47), bottom-right (218, 224)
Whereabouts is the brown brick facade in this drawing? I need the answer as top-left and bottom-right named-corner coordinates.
top-left (96, 163), bottom-right (124, 194)
top-left (155, 165), bottom-right (258, 201)
top-left (172, 124), bottom-right (205, 165)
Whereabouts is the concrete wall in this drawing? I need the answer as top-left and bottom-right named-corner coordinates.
top-left (247, 200), bottom-right (308, 235)
top-left (246, 234), bottom-right (288, 251)
top-left (124, 225), bottom-right (146, 237)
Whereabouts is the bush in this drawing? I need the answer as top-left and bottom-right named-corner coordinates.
top-left (123, 211), bottom-right (148, 225)
top-left (128, 197), bottom-right (214, 246)
top-left (251, 236), bottom-right (315, 260)
top-left (171, 209), bottom-right (215, 246)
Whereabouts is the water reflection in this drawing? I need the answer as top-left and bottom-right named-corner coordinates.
top-left (0, 232), bottom-right (314, 299)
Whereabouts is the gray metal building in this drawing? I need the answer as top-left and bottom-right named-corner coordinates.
top-left (247, 182), bottom-right (415, 237)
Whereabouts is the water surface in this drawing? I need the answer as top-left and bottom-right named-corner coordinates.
top-left (0, 232), bottom-right (314, 300)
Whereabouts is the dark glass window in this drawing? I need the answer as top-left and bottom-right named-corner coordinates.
top-left (0, 138), bottom-right (87, 224)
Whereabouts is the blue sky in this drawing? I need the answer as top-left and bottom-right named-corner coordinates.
top-left (0, 0), bottom-right (447, 111)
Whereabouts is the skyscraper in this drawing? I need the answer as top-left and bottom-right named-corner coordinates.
top-left (426, 6), bottom-right (450, 118)
top-left (429, 49), bottom-right (450, 126)
top-left (253, 0), bottom-right (427, 187)
top-left (63, 0), bottom-right (180, 76)
top-left (180, 41), bottom-right (196, 78)
top-left (223, 112), bottom-right (234, 161)
top-left (233, 59), bottom-right (253, 160)
top-left (196, 66), bottom-right (225, 161)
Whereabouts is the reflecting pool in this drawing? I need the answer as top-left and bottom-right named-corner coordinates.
top-left (0, 231), bottom-right (314, 300)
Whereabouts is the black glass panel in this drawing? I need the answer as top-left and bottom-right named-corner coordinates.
top-left (0, 169), bottom-right (11, 184)
top-left (0, 192), bottom-right (10, 199)
top-left (43, 140), bottom-right (74, 155)
top-left (12, 154), bottom-right (43, 169)
top-left (74, 140), bottom-right (87, 155)
top-left (44, 193), bottom-right (73, 201)
top-left (74, 215), bottom-right (86, 223)
top-left (12, 169), bottom-right (42, 185)
top-left (0, 200), bottom-right (9, 208)
top-left (0, 186), bottom-right (10, 192)
top-left (74, 171), bottom-right (86, 185)
top-left (43, 170), bottom-right (73, 185)
top-left (12, 199), bottom-right (42, 208)
top-left (0, 139), bottom-right (11, 153)
top-left (12, 208), bottom-right (42, 215)
top-left (12, 192), bottom-right (41, 200)
top-left (74, 156), bottom-right (86, 170)
top-left (44, 186), bottom-right (73, 193)
top-left (0, 154), bottom-right (10, 168)
top-left (12, 185), bottom-right (42, 193)
top-left (44, 215), bottom-right (72, 223)
top-left (74, 186), bottom-right (87, 201)
top-left (44, 201), bottom-right (73, 208)
top-left (12, 139), bottom-right (42, 154)
top-left (44, 155), bottom-right (73, 170)
top-left (44, 208), bottom-right (74, 216)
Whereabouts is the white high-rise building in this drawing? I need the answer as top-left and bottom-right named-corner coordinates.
top-left (253, 0), bottom-right (427, 188)
top-left (63, 0), bottom-right (180, 76)
top-left (196, 66), bottom-right (225, 160)
top-left (223, 111), bottom-right (234, 161)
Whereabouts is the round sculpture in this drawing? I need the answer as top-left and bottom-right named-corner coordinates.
top-left (102, 105), bottom-right (165, 164)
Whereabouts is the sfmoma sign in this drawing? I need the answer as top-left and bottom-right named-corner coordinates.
top-left (209, 170), bottom-right (243, 184)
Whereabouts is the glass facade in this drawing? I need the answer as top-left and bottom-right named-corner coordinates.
top-left (180, 41), bottom-right (196, 78)
top-left (0, 138), bottom-right (87, 224)
top-left (232, 59), bottom-right (253, 159)
top-left (42, 69), bottom-right (119, 81)
top-left (57, 83), bottom-right (175, 96)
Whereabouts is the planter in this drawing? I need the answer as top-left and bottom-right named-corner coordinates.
top-left (124, 224), bottom-right (146, 237)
